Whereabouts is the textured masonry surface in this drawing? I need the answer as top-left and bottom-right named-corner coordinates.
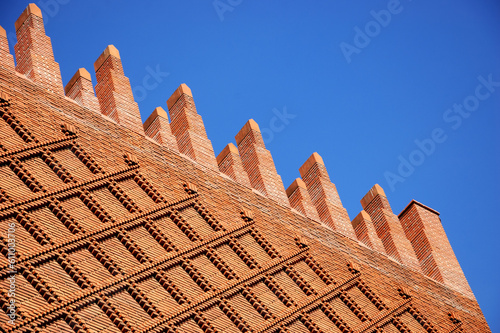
top-left (0, 4), bottom-right (490, 333)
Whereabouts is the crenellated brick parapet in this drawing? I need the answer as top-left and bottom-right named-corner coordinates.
top-left (236, 119), bottom-right (290, 207)
top-left (217, 143), bottom-right (251, 187)
top-left (64, 68), bottom-right (100, 112)
top-left (94, 45), bottom-right (144, 134)
top-left (299, 152), bottom-right (355, 238)
top-left (0, 26), bottom-right (15, 70)
top-left (0, 7), bottom-right (487, 331)
top-left (143, 107), bottom-right (179, 152)
top-left (14, 4), bottom-right (64, 94)
top-left (399, 200), bottom-right (473, 296)
top-left (352, 210), bottom-right (386, 253)
top-left (286, 178), bottom-right (320, 221)
top-left (166, 83), bottom-right (218, 170)
top-left (361, 184), bottom-right (421, 272)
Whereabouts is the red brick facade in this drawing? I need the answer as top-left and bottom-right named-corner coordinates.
top-left (0, 4), bottom-right (490, 332)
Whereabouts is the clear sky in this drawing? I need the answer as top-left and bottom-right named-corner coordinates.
top-left (1, 0), bottom-right (499, 328)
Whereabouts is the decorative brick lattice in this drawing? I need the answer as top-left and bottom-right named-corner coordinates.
top-left (0, 6), bottom-right (489, 331)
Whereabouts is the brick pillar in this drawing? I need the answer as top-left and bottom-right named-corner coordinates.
top-left (216, 143), bottom-right (251, 187)
top-left (236, 119), bottom-right (289, 207)
top-left (361, 184), bottom-right (421, 271)
top-left (399, 200), bottom-right (472, 295)
top-left (65, 68), bottom-right (100, 112)
top-left (352, 210), bottom-right (386, 253)
top-left (0, 26), bottom-right (15, 70)
top-left (166, 83), bottom-right (218, 170)
top-left (299, 152), bottom-right (355, 238)
top-left (94, 45), bottom-right (144, 134)
top-left (143, 107), bottom-right (178, 151)
top-left (14, 4), bottom-right (63, 94)
top-left (286, 178), bottom-right (320, 221)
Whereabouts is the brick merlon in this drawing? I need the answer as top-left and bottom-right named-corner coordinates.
top-left (143, 107), bottom-right (169, 131)
top-left (93, 45), bottom-right (120, 72)
top-left (15, 3), bottom-right (43, 31)
top-left (216, 143), bottom-right (240, 165)
top-left (0, 26), bottom-right (6, 38)
top-left (298, 152), bottom-right (324, 177)
top-left (65, 68), bottom-right (92, 95)
top-left (398, 199), bottom-right (440, 218)
top-left (360, 184), bottom-right (386, 208)
top-left (166, 83), bottom-right (193, 110)
top-left (351, 210), bottom-right (371, 229)
top-left (286, 178), bottom-right (307, 197)
top-left (235, 119), bottom-right (260, 145)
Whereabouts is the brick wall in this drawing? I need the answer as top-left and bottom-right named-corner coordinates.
top-left (0, 4), bottom-right (490, 332)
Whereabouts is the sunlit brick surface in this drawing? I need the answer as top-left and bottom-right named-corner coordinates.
top-left (0, 4), bottom-right (490, 332)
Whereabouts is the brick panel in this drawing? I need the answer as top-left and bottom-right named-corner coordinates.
top-left (21, 156), bottom-right (64, 189)
top-left (308, 308), bottom-right (342, 333)
top-left (251, 281), bottom-right (288, 314)
top-left (99, 236), bottom-right (140, 272)
top-left (127, 225), bottom-right (167, 258)
top-left (109, 290), bottom-right (154, 328)
top-left (90, 186), bottom-right (130, 219)
top-left (59, 195), bottom-right (103, 231)
top-left (51, 146), bottom-right (95, 181)
top-left (203, 305), bottom-right (241, 333)
top-left (154, 215), bottom-right (193, 248)
top-left (117, 177), bottom-right (156, 208)
top-left (164, 265), bottom-right (204, 301)
top-left (138, 276), bottom-right (178, 310)
top-left (77, 303), bottom-right (122, 333)
top-left (179, 205), bottom-right (216, 238)
top-left (0, 121), bottom-right (26, 150)
top-left (191, 254), bottom-right (228, 286)
top-left (67, 248), bottom-right (114, 285)
top-left (40, 319), bottom-right (75, 333)
top-left (177, 318), bottom-right (205, 333)
top-left (0, 166), bottom-right (32, 202)
top-left (29, 206), bottom-right (74, 241)
top-left (34, 260), bottom-right (81, 297)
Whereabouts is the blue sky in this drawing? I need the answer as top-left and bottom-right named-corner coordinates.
top-left (1, 0), bottom-right (499, 328)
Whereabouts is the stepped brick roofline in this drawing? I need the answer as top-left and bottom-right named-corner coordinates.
top-left (285, 177), bottom-right (307, 197)
top-left (351, 210), bottom-right (371, 229)
top-left (399, 199), bottom-right (440, 217)
top-left (0, 26), bottom-right (6, 38)
top-left (143, 106), bottom-right (169, 131)
top-left (64, 68), bottom-right (92, 95)
top-left (298, 151), bottom-right (324, 176)
top-left (14, 3), bottom-right (43, 31)
top-left (0, 4), bottom-right (490, 331)
top-left (93, 44), bottom-right (121, 71)
top-left (235, 118), bottom-right (260, 144)
top-left (360, 183), bottom-right (386, 208)
top-left (216, 142), bottom-right (240, 164)
top-left (166, 83), bottom-right (192, 109)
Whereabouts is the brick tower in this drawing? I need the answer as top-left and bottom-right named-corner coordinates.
top-left (0, 4), bottom-right (490, 332)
